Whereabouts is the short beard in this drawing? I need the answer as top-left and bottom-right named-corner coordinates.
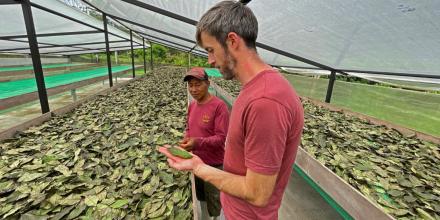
top-left (221, 49), bottom-right (237, 80)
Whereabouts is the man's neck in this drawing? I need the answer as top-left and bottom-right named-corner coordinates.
top-left (196, 93), bottom-right (212, 104)
top-left (234, 52), bottom-right (272, 86)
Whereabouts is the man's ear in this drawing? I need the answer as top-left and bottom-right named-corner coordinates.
top-left (226, 32), bottom-right (240, 50)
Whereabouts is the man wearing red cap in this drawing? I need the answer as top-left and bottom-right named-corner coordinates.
top-left (182, 67), bottom-right (229, 219)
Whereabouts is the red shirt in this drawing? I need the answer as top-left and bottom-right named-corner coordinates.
top-left (185, 96), bottom-right (229, 165)
top-left (221, 69), bottom-right (304, 219)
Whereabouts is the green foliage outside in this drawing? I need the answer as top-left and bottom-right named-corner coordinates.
top-left (74, 44), bottom-right (209, 68)
top-left (284, 74), bottom-right (440, 137)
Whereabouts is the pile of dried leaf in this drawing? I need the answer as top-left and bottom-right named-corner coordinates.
top-left (213, 78), bottom-right (440, 219)
top-left (0, 67), bottom-right (193, 219)
top-left (212, 78), bottom-right (241, 97)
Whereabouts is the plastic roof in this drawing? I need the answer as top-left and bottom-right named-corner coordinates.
top-left (83, 0), bottom-right (440, 79)
top-left (0, 0), bottom-right (146, 56)
top-left (282, 67), bottom-right (440, 91)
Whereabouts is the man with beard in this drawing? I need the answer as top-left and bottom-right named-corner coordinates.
top-left (159, 1), bottom-right (304, 219)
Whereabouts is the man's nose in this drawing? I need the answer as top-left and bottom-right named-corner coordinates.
top-left (208, 54), bottom-right (215, 67)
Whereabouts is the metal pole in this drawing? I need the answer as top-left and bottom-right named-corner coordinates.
top-left (188, 52), bottom-right (191, 70)
top-left (150, 42), bottom-right (153, 71)
top-left (71, 89), bottom-right (77, 102)
top-left (130, 30), bottom-right (135, 78)
top-left (325, 71), bottom-right (336, 103)
top-left (21, 0), bottom-right (50, 113)
top-left (143, 38), bottom-right (146, 74)
top-left (103, 13), bottom-right (113, 87)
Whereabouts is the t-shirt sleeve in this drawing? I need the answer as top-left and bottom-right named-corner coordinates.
top-left (244, 98), bottom-right (291, 175)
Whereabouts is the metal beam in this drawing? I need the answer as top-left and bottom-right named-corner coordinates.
top-left (0, 30), bottom-right (102, 40)
top-left (21, 0), bottom-right (50, 113)
top-left (0, 0), bottom-right (19, 5)
top-left (4, 38), bottom-right (99, 51)
top-left (188, 44), bottom-right (197, 53)
top-left (103, 14), bottom-right (113, 87)
top-left (325, 71), bottom-right (336, 103)
top-left (0, 40), bottom-right (130, 53)
top-left (43, 45), bottom-right (143, 56)
top-left (187, 52), bottom-right (191, 70)
top-left (130, 30), bottom-right (135, 78)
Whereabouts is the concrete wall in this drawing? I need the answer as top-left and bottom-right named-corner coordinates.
top-left (0, 57), bottom-right (70, 67)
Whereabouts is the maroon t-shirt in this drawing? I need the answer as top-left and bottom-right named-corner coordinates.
top-left (221, 69), bottom-right (304, 219)
top-left (185, 96), bottom-right (229, 165)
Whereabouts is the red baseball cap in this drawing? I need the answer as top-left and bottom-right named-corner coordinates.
top-left (184, 67), bottom-right (209, 81)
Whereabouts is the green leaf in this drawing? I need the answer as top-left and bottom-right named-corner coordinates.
top-left (110, 199), bottom-right (129, 209)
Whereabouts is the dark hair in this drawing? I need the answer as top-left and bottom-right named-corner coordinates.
top-left (196, 0), bottom-right (258, 49)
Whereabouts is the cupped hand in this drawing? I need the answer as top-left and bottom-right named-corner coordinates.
top-left (179, 137), bottom-right (195, 151)
top-left (158, 145), bottom-right (204, 171)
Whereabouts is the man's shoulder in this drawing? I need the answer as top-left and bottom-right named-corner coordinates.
top-left (211, 96), bottom-right (228, 108)
top-left (189, 100), bottom-right (196, 107)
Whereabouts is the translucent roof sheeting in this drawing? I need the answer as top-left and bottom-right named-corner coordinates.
top-left (84, 0), bottom-right (440, 78)
top-left (0, 5), bottom-right (27, 36)
top-left (349, 73), bottom-right (440, 91)
top-left (0, 0), bottom-right (146, 55)
top-left (282, 67), bottom-right (440, 91)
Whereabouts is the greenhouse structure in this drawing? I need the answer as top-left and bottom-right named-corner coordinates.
top-left (0, 0), bottom-right (439, 219)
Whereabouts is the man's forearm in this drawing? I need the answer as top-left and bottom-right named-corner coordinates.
top-left (193, 164), bottom-right (253, 204)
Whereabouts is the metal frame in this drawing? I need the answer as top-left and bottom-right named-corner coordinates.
top-left (116, 0), bottom-right (440, 103)
top-left (276, 65), bottom-right (440, 80)
top-left (21, 0), bottom-right (50, 113)
top-left (139, 33), bottom-right (205, 54)
top-left (82, 0), bottom-right (207, 57)
top-left (0, 30), bottom-right (102, 40)
top-left (0, 40), bottom-right (133, 53)
top-left (111, 0), bottom-right (349, 105)
top-left (29, 2), bottom-right (133, 43)
top-left (325, 71), bottom-right (336, 103)
top-left (1, 38), bottom-right (99, 52)
top-left (43, 45), bottom-right (143, 56)
top-left (81, 0), bottom-right (195, 45)
top-left (149, 41), bottom-right (153, 70)
top-left (117, 0), bottom-right (343, 72)
top-left (130, 30), bottom-right (135, 78)
top-left (139, 35), bottom-right (207, 56)
top-left (142, 37), bottom-right (207, 58)
top-left (103, 13), bottom-right (113, 87)
top-left (0, 1), bottom-right (144, 55)
top-left (143, 37), bottom-right (146, 73)
top-left (0, 0), bottom-right (20, 5)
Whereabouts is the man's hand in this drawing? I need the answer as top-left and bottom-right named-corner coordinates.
top-left (179, 137), bottom-right (196, 151)
top-left (158, 145), bottom-right (204, 171)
